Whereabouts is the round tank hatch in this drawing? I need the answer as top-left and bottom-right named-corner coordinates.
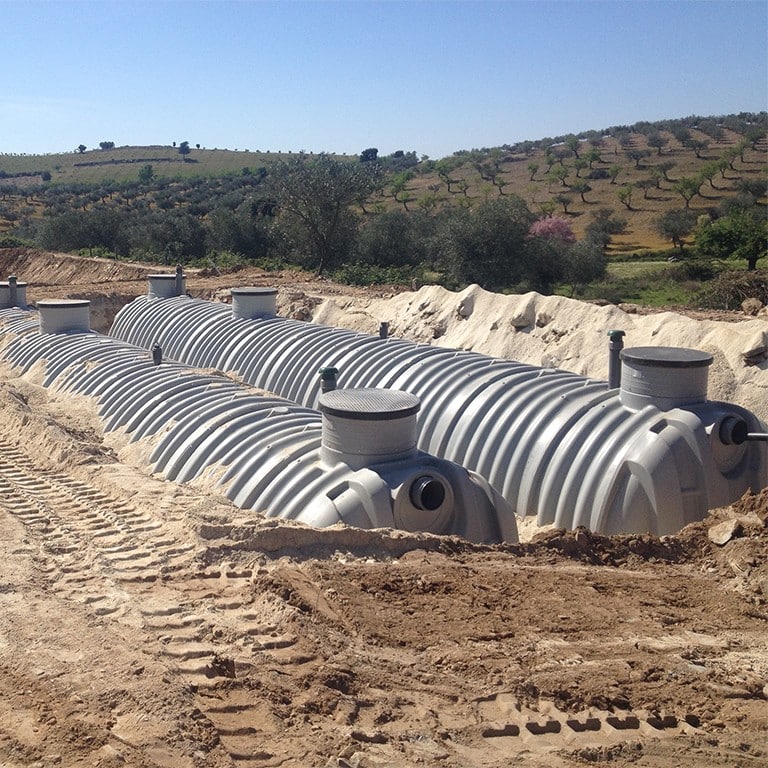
top-left (319, 388), bottom-right (420, 469)
top-left (619, 346), bottom-right (713, 411)
top-left (38, 299), bottom-right (90, 334)
top-left (231, 286), bottom-right (278, 319)
top-left (620, 347), bottom-right (713, 369)
top-left (319, 388), bottom-right (420, 421)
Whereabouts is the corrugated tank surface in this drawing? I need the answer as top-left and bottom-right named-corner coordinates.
top-left (109, 294), bottom-right (768, 535)
top-left (0, 307), bottom-right (515, 543)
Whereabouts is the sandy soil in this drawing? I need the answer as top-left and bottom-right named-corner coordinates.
top-left (1, 249), bottom-right (767, 767)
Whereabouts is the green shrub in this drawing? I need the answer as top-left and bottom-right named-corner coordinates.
top-left (76, 246), bottom-right (118, 260)
top-left (608, 248), bottom-right (678, 263)
top-left (187, 251), bottom-right (247, 271)
top-left (0, 235), bottom-right (27, 248)
top-left (250, 255), bottom-right (292, 272)
top-left (331, 262), bottom-right (416, 286)
top-left (184, 251), bottom-right (291, 273)
top-left (667, 258), bottom-right (719, 282)
top-left (578, 270), bottom-right (696, 307)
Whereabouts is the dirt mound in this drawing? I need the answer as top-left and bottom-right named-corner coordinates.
top-left (0, 247), bottom-right (157, 286)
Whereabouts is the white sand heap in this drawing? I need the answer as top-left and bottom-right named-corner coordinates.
top-left (312, 284), bottom-right (768, 424)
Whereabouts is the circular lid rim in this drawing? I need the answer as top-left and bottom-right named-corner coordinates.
top-left (231, 286), bottom-right (278, 295)
top-left (620, 346), bottom-right (713, 368)
top-left (36, 299), bottom-right (90, 307)
top-left (320, 388), bottom-right (420, 421)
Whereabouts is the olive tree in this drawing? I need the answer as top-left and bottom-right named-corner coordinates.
top-left (441, 196), bottom-right (545, 291)
top-left (269, 153), bottom-right (383, 275)
top-left (695, 209), bottom-right (767, 271)
top-left (354, 209), bottom-right (430, 268)
top-left (528, 215), bottom-right (605, 296)
top-left (138, 164), bottom-right (155, 184)
top-left (585, 208), bottom-right (627, 251)
top-left (646, 132), bottom-right (669, 155)
top-left (561, 239), bottom-right (607, 297)
top-left (673, 176), bottom-right (702, 208)
top-left (656, 209), bottom-right (697, 253)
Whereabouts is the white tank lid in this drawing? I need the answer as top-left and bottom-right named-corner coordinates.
top-left (231, 286), bottom-right (278, 296)
top-left (148, 273), bottom-right (185, 299)
top-left (619, 346), bottom-right (713, 410)
top-left (319, 388), bottom-right (420, 470)
top-left (231, 286), bottom-right (278, 319)
top-left (37, 299), bottom-right (91, 334)
top-left (621, 346), bottom-right (713, 369)
top-left (319, 388), bottom-right (420, 420)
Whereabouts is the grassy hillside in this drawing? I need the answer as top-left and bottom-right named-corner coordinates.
top-left (381, 127), bottom-right (767, 252)
top-left (1, 115), bottom-right (766, 254)
top-left (0, 145), bottom-right (300, 184)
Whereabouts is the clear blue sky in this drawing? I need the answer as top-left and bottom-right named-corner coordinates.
top-left (2, 0), bottom-right (766, 159)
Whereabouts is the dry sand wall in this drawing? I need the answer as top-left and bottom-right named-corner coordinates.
top-left (312, 284), bottom-right (768, 423)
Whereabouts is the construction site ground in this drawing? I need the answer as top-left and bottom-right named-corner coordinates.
top-left (0, 249), bottom-right (766, 768)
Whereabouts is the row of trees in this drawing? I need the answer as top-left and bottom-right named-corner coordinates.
top-left (77, 141), bottom-right (116, 153)
top-left (657, 207), bottom-right (767, 270)
top-left (371, 121), bottom-right (766, 231)
top-left (467, 111), bottom-right (766, 162)
top-left (3, 152), bottom-right (765, 297)
top-left (75, 140), bottom-right (196, 156)
top-left (10, 153), bottom-right (612, 293)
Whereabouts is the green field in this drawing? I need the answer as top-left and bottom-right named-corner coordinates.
top-left (606, 260), bottom-right (672, 278)
top-left (0, 145), bottom-right (309, 183)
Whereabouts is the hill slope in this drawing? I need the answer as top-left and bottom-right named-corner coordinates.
top-left (1, 114), bottom-right (766, 252)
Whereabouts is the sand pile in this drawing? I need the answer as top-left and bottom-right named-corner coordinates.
top-left (312, 284), bottom-right (768, 423)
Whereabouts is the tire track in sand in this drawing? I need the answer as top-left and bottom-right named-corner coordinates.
top-left (0, 437), bottom-right (304, 766)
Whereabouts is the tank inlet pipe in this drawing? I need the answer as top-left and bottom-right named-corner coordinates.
top-left (410, 475), bottom-right (446, 511)
top-left (379, 321), bottom-right (389, 339)
top-left (718, 416), bottom-right (768, 444)
top-left (607, 329), bottom-right (625, 389)
top-left (174, 264), bottom-right (184, 297)
top-left (319, 366), bottom-right (339, 393)
top-left (8, 275), bottom-right (17, 307)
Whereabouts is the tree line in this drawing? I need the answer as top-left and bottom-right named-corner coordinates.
top-left (0, 122), bottom-right (765, 302)
top-left (0, 153), bottom-right (623, 294)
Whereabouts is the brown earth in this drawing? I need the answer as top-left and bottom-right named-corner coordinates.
top-left (1, 249), bottom-right (767, 768)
